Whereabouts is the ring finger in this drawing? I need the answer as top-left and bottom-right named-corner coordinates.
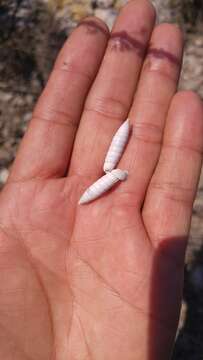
top-left (116, 23), bottom-right (184, 208)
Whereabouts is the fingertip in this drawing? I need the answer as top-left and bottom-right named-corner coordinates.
top-left (115, 0), bottom-right (156, 35)
top-left (122, 0), bottom-right (156, 21)
top-left (173, 90), bottom-right (203, 138)
top-left (153, 23), bottom-right (183, 43)
top-left (149, 23), bottom-right (184, 63)
top-left (79, 15), bottom-right (110, 36)
top-left (171, 91), bottom-right (203, 117)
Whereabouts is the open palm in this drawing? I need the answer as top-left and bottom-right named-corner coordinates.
top-left (0, 1), bottom-right (202, 359)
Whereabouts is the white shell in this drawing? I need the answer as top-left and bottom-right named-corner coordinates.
top-left (103, 119), bottom-right (131, 173)
top-left (79, 169), bottom-right (128, 205)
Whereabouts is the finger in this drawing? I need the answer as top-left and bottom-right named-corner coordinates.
top-left (8, 18), bottom-right (109, 182)
top-left (143, 91), bottom-right (203, 248)
top-left (69, 0), bottom-right (156, 178)
top-left (116, 23), bottom-right (183, 207)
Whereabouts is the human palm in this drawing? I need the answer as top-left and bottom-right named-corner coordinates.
top-left (0, 1), bottom-right (203, 359)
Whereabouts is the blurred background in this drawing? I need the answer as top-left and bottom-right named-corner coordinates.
top-left (0, 0), bottom-right (203, 358)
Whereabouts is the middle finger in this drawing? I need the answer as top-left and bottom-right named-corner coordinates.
top-left (69, 0), bottom-right (156, 179)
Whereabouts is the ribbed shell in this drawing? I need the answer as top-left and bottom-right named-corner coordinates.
top-left (79, 169), bottom-right (128, 205)
top-left (103, 119), bottom-right (130, 173)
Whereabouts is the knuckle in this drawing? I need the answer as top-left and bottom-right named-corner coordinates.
top-left (173, 90), bottom-right (202, 106)
top-left (54, 62), bottom-right (92, 82)
top-left (78, 16), bottom-right (109, 38)
top-left (33, 108), bottom-right (78, 130)
top-left (165, 142), bottom-right (203, 157)
top-left (85, 95), bottom-right (128, 120)
top-left (108, 31), bottom-right (145, 57)
top-left (132, 120), bottom-right (163, 145)
top-left (143, 48), bottom-right (180, 82)
top-left (154, 23), bottom-right (183, 40)
top-left (150, 180), bottom-right (194, 205)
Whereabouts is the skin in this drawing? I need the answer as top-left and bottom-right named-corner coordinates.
top-left (0, 1), bottom-right (202, 359)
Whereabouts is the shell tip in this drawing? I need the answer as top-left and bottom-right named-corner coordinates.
top-left (78, 195), bottom-right (87, 205)
top-left (124, 118), bottom-right (130, 126)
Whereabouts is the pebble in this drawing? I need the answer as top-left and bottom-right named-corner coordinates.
top-left (23, 112), bottom-right (32, 123)
top-left (95, 0), bottom-right (115, 9)
top-left (71, 3), bottom-right (92, 21)
top-left (25, 95), bottom-right (35, 105)
top-left (115, 0), bottom-right (127, 9)
top-left (94, 8), bottom-right (117, 29)
top-left (12, 96), bottom-right (26, 107)
top-left (0, 169), bottom-right (9, 184)
top-left (0, 92), bottom-right (13, 102)
top-left (194, 37), bottom-right (203, 46)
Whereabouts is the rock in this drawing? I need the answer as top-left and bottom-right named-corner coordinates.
top-left (70, 3), bottom-right (93, 22)
top-left (94, 8), bottom-right (117, 29)
top-left (0, 92), bottom-right (13, 102)
top-left (151, 0), bottom-right (176, 23)
top-left (12, 96), bottom-right (26, 107)
top-left (23, 112), bottom-right (32, 123)
top-left (180, 33), bottom-right (203, 99)
top-left (115, 0), bottom-right (127, 10)
top-left (25, 95), bottom-right (35, 105)
top-left (95, 0), bottom-right (115, 9)
top-left (0, 168), bottom-right (9, 185)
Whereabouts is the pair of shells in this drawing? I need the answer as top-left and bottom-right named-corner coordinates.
top-left (79, 119), bottom-right (130, 204)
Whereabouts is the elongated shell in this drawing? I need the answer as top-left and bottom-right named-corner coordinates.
top-left (79, 169), bottom-right (128, 205)
top-left (103, 119), bottom-right (131, 173)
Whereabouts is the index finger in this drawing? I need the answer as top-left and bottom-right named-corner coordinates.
top-left (8, 17), bottom-right (109, 183)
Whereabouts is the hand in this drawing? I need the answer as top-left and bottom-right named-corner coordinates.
top-left (0, 1), bottom-right (202, 359)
